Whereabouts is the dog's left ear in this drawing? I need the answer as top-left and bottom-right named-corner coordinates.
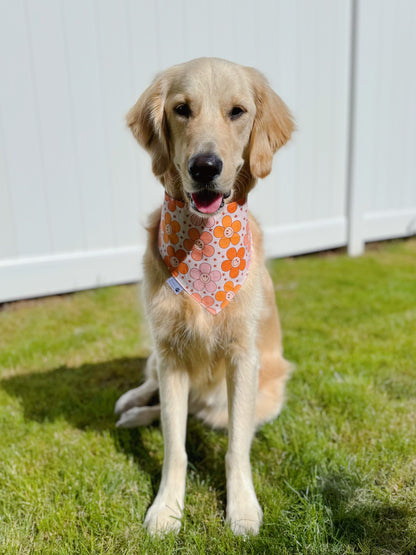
top-left (126, 73), bottom-right (170, 177)
top-left (247, 68), bottom-right (295, 179)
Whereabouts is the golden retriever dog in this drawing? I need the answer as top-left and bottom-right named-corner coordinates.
top-left (115, 57), bottom-right (294, 536)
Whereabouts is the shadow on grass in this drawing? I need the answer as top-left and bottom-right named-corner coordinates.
top-left (1, 357), bottom-right (147, 431)
top-left (1, 357), bottom-right (227, 502)
top-left (319, 471), bottom-right (415, 554)
top-left (251, 470), bottom-right (416, 554)
top-left (3, 360), bottom-right (414, 551)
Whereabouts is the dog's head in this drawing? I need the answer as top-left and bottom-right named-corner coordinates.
top-left (127, 57), bottom-right (294, 215)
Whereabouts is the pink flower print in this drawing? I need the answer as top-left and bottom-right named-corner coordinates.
top-left (244, 224), bottom-right (251, 247)
top-left (190, 263), bottom-right (221, 293)
top-left (184, 228), bottom-right (214, 261)
top-left (191, 293), bottom-right (216, 315)
top-left (190, 213), bottom-right (215, 228)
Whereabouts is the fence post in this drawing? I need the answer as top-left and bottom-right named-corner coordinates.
top-left (347, 0), bottom-right (365, 256)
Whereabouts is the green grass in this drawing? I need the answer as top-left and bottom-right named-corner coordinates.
top-left (1, 238), bottom-right (415, 554)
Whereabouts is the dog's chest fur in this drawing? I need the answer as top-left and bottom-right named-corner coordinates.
top-left (142, 209), bottom-right (261, 381)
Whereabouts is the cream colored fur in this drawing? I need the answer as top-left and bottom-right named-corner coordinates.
top-left (115, 57), bottom-right (294, 536)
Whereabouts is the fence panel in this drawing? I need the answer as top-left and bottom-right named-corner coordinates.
top-left (1, 0), bottom-right (415, 302)
top-left (349, 0), bottom-right (416, 254)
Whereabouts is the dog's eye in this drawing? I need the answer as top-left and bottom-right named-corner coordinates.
top-left (230, 106), bottom-right (245, 120)
top-left (174, 103), bottom-right (192, 118)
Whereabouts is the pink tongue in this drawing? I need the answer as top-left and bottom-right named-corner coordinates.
top-left (191, 192), bottom-right (223, 214)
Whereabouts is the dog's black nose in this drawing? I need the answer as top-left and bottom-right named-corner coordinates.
top-left (188, 153), bottom-right (223, 184)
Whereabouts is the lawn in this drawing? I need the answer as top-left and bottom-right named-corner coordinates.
top-left (0, 238), bottom-right (415, 554)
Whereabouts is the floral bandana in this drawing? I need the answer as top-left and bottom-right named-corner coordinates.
top-left (158, 193), bottom-right (252, 315)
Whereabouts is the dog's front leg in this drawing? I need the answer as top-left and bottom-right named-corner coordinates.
top-left (144, 359), bottom-right (189, 535)
top-left (225, 341), bottom-right (263, 535)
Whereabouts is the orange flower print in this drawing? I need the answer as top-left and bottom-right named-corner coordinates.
top-left (221, 247), bottom-right (246, 278)
top-left (213, 215), bottom-right (241, 249)
top-left (215, 281), bottom-right (241, 309)
top-left (165, 193), bottom-right (184, 211)
top-left (183, 229), bottom-right (214, 261)
top-left (164, 246), bottom-right (188, 276)
top-left (162, 212), bottom-right (180, 244)
top-left (191, 293), bottom-right (216, 315)
top-left (227, 202), bottom-right (238, 214)
top-left (167, 197), bottom-right (177, 212)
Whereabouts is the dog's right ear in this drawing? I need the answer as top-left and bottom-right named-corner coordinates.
top-left (126, 74), bottom-right (170, 177)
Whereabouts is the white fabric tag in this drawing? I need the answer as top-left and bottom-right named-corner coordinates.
top-left (167, 276), bottom-right (183, 295)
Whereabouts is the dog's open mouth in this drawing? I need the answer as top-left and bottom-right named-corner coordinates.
top-left (188, 191), bottom-right (231, 215)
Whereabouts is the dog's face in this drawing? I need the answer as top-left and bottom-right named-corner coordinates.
top-left (164, 61), bottom-right (257, 214)
top-left (127, 58), bottom-right (294, 215)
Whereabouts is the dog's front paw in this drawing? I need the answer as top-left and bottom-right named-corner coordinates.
top-left (226, 492), bottom-right (263, 536)
top-left (144, 499), bottom-right (182, 535)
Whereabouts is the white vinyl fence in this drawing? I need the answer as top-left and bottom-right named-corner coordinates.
top-left (0, 0), bottom-right (415, 303)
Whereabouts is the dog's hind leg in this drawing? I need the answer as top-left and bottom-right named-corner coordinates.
top-left (114, 352), bottom-right (159, 425)
top-left (116, 404), bottom-right (160, 428)
top-left (254, 270), bottom-right (291, 426)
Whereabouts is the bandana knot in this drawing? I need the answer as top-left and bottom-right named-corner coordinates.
top-left (158, 193), bottom-right (252, 314)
